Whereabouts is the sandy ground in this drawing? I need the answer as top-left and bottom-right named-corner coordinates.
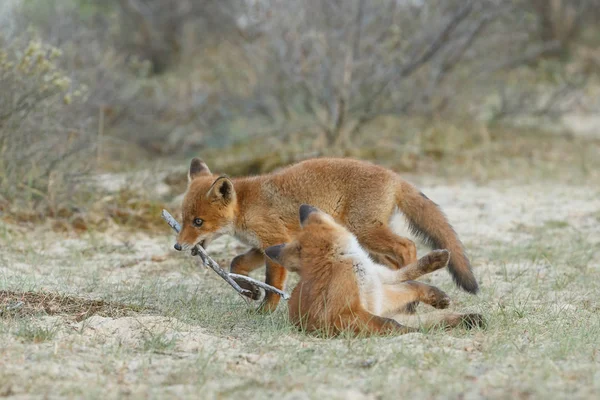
top-left (1, 177), bottom-right (599, 399)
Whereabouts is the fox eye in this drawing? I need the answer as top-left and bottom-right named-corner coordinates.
top-left (193, 218), bottom-right (203, 227)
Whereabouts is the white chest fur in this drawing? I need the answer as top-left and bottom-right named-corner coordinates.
top-left (389, 207), bottom-right (422, 245)
top-left (345, 236), bottom-right (385, 315)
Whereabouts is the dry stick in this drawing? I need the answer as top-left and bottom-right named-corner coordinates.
top-left (229, 273), bottom-right (289, 300)
top-left (161, 210), bottom-right (290, 301)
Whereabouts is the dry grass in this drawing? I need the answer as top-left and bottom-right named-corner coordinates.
top-left (1, 187), bottom-right (172, 235)
top-left (1, 166), bottom-right (599, 398)
top-left (0, 290), bottom-right (146, 321)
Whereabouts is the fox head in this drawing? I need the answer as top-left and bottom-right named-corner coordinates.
top-left (174, 158), bottom-right (237, 251)
top-left (265, 204), bottom-right (358, 273)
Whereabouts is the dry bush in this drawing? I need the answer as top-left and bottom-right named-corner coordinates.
top-left (2, 0), bottom-right (596, 186)
top-left (13, 0), bottom-right (237, 156)
top-left (0, 33), bottom-right (95, 210)
top-left (523, 0), bottom-right (596, 57)
top-left (0, 2), bottom-right (174, 227)
top-left (12, 0), bottom-right (595, 163)
top-left (114, 0), bottom-right (242, 74)
top-left (208, 0), bottom-right (592, 152)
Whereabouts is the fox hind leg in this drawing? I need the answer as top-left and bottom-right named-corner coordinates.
top-left (394, 311), bottom-right (486, 331)
top-left (368, 253), bottom-right (400, 270)
top-left (404, 281), bottom-right (450, 309)
top-left (344, 309), bottom-right (418, 336)
top-left (395, 249), bottom-right (450, 282)
top-left (355, 226), bottom-right (417, 269)
top-left (380, 281), bottom-right (450, 317)
top-left (378, 249), bottom-right (450, 284)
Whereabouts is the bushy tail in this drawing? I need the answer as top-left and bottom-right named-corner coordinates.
top-left (396, 182), bottom-right (478, 294)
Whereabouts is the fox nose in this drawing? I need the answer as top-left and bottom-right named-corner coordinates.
top-left (265, 244), bottom-right (285, 261)
top-left (174, 243), bottom-right (182, 251)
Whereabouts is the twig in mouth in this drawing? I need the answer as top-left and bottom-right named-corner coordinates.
top-left (161, 209), bottom-right (290, 301)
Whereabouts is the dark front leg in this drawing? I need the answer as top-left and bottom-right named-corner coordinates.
top-left (257, 256), bottom-right (288, 313)
top-left (230, 248), bottom-right (265, 300)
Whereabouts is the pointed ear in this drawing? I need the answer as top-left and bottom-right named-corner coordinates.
top-left (207, 176), bottom-right (235, 205)
top-left (188, 158), bottom-right (211, 182)
top-left (299, 204), bottom-right (319, 227)
top-left (265, 244), bottom-right (285, 262)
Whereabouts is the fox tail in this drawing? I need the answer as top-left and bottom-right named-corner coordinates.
top-left (396, 182), bottom-right (478, 294)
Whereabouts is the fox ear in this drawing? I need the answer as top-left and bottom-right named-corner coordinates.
top-left (299, 204), bottom-right (319, 227)
top-left (207, 176), bottom-right (235, 205)
top-left (265, 244), bottom-right (285, 262)
top-left (188, 158), bottom-right (211, 181)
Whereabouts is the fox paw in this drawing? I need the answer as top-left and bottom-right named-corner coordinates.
top-left (256, 297), bottom-right (280, 314)
top-left (231, 277), bottom-right (262, 301)
top-left (419, 249), bottom-right (450, 273)
top-left (426, 287), bottom-right (451, 309)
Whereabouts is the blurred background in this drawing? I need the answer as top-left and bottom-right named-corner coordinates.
top-left (0, 0), bottom-right (599, 232)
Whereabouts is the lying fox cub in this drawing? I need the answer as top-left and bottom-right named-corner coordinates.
top-left (265, 205), bottom-right (485, 337)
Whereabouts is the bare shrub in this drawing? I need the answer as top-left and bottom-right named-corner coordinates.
top-left (0, 33), bottom-right (95, 210)
top-left (2, 0), bottom-right (595, 176)
top-left (115, 0), bottom-right (242, 74)
top-left (208, 0), bottom-right (592, 151)
top-left (523, 0), bottom-right (593, 57)
top-left (12, 0), bottom-right (235, 156)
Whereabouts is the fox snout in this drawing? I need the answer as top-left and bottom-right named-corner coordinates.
top-left (173, 239), bottom-right (206, 251)
top-left (265, 244), bottom-right (285, 262)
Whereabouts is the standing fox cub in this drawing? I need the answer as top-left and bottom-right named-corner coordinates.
top-left (265, 205), bottom-right (485, 336)
top-left (175, 157), bottom-right (477, 312)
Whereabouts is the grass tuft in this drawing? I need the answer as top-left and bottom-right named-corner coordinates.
top-left (142, 331), bottom-right (177, 353)
top-left (15, 321), bottom-right (57, 343)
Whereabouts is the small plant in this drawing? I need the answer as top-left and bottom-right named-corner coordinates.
top-left (15, 322), bottom-right (57, 343)
top-left (543, 220), bottom-right (570, 229)
top-left (142, 331), bottom-right (177, 353)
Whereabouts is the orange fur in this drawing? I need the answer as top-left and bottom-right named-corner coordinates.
top-left (265, 206), bottom-right (485, 337)
top-left (176, 157), bottom-right (478, 312)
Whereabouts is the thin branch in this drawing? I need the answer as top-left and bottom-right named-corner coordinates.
top-left (230, 274), bottom-right (289, 300)
top-left (400, 1), bottom-right (475, 79)
top-left (478, 41), bottom-right (562, 76)
top-left (349, 1), bottom-right (475, 116)
top-left (351, 0), bottom-right (365, 61)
